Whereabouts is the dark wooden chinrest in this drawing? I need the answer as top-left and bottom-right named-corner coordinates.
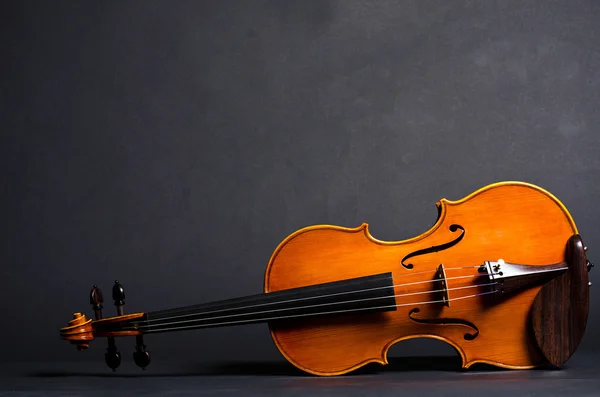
top-left (530, 234), bottom-right (591, 367)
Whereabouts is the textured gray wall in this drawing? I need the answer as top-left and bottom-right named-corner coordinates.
top-left (1, 0), bottom-right (599, 366)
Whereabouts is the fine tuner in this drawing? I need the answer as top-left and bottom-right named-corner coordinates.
top-left (60, 181), bottom-right (593, 375)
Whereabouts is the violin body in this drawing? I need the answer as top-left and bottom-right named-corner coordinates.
top-left (60, 181), bottom-right (591, 376)
top-left (265, 181), bottom-right (586, 375)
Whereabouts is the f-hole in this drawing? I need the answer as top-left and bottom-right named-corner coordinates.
top-left (409, 308), bottom-right (479, 340)
top-left (401, 224), bottom-right (465, 269)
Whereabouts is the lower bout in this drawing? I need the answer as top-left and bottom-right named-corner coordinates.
top-left (268, 319), bottom-right (545, 376)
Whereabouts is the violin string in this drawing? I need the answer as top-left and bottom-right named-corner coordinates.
top-left (133, 290), bottom-right (499, 333)
top-left (390, 265), bottom-right (481, 277)
top-left (394, 273), bottom-right (487, 287)
top-left (139, 272), bottom-right (492, 324)
top-left (126, 281), bottom-right (497, 328)
top-left (140, 277), bottom-right (493, 325)
top-left (146, 266), bottom-right (483, 319)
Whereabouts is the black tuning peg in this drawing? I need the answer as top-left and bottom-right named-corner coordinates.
top-left (105, 338), bottom-right (121, 371)
top-left (133, 335), bottom-right (151, 370)
top-left (89, 284), bottom-right (121, 371)
top-left (89, 285), bottom-right (104, 320)
top-left (112, 280), bottom-right (125, 316)
top-left (102, 280), bottom-right (126, 371)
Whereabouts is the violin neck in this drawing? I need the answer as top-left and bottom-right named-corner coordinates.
top-left (98, 272), bottom-right (398, 335)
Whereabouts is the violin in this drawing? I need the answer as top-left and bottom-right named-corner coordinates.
top-left (60, 181), bottom-right (593, 376)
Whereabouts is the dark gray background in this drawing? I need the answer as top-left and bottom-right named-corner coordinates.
top-left (1, 0), bottom-right (599, 376)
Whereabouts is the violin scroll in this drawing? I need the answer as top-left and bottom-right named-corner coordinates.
top-left (59, 312), bottom-right (94, 351)
top-left (59, 280), bottom-right (151, 371)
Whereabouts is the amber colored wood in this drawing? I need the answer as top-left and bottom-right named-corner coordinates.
top-left (92, 313), bottom-right (145, 325)
top-left (263, 181), bottom-right (581, 376)
top-left (92, 313), bottom-right (145, 337)
top-left (94, 329), bottom-right (144, 337)
top-left (59, 312), bottom-right (145, 350)
top-left (59, 313), bottom-right (94, 350)
top-left (530, 234), bottom-right (590, 367)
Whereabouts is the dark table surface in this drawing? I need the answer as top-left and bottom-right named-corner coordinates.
top-left (1, 352), bottom-right (599, 396)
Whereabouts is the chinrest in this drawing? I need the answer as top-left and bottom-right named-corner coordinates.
top-left (530, 234), bottom-right (591, 367)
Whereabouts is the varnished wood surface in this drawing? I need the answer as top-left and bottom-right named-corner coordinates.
top-left (264, 181), bottom-right (580, 376)
top-left (92, 313), bottom-right (145, 325)
top-left (93, 329), bottom-right (143, 337)
top-left (60, 313), bottom-right (94, 350)
top-left (92, 313), bottom-right (145, 337)
top-left (59, 312), bottom-right (146, 349)
top-left (531, 234), bottom-right (590, 366)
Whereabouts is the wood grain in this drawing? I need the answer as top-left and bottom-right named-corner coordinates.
top-left (59, 312), bottom-right (145, 350)
top-left (530, 234), bottom-right (589, 367)
top-left (92, 313), bottom-right (145, 337)
top-left (92, 313), bottom-right (145, 324)
top-left (263, 181), bottom-right (581, 376)
top-left (59, 312), bottom-right (94, 350)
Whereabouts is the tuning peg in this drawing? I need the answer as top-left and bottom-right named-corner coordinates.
top-left (105, 338), bottom-right (121, 371)
top-left (133, 335), bottom-right (151, 370)
top-left (112, 280), bottom-right (125, 316)
top-left (89, 285), bottom-right (104, 320)
top-left (105, 280), bottom-right (126, 371)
